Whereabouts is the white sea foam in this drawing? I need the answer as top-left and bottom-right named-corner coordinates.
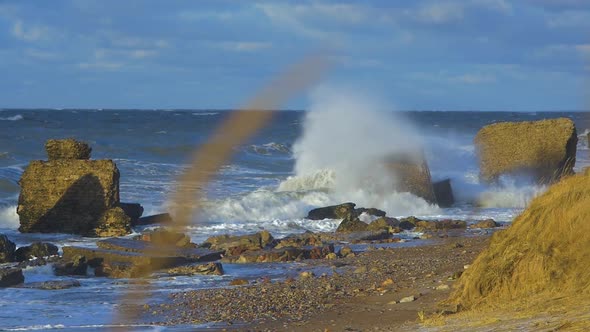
top-left (0, 205), bottom-right (19, 229)
top-left (0, 114), bottom-right (23, 121)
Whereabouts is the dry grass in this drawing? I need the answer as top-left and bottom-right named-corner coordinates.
top-left (449, 169), bottom-right (590, 308)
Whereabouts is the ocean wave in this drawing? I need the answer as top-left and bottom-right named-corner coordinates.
top-left (0, 114), bottom-right (23, 121)
top-left (277, 169), bottom-right (335, 191)
top-left (0, 205), bottom-right (19, 229)
top-left (247, 142), bottom-right (291, 156)
top-left (477, 182), bottom-right (547, 208)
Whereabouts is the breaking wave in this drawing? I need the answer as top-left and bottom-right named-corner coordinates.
top-left (0, 114), bottom-right (23, 121)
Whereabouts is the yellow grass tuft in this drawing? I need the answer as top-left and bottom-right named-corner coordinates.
top-left (448, 169), bottom-right (590, 309)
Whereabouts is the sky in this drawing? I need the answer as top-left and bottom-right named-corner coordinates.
top-left (0, 0), bottom-right (589, 111)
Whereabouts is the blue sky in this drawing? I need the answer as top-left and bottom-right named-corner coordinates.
top-left (0, 0), bottom-right (589, 111)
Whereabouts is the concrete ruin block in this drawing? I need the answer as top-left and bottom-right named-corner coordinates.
top-left (475, 118), bottom-right (577, 183)
top-left (17, 158), bottom-right (130, 237)
top-left (385, 153), bottom-right (436, 204)
top-left (433, 178), bottom-right (454, 208)
top-left (45, 138), bottom-right (91, 161)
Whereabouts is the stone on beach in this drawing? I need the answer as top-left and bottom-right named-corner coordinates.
top-left (203, 231), bottom-right (275, 255)
top-left (135, 213), bottom-right (174, 226)
top-left (14, 242), bottom-right (59, 262)
top-left (17, 139), bottom-right (134, 237)
top-left (474, 118), bottom-right (577, 183)
top-left (433, 178), bottom-right (455, 207)
top-left (336, 217), bottom-right (369, 233)
top-left (223, 245), bottom-right (335, 263)
top-left (384, 153), bottom-right (437, 204)
top-left (137, 228), bottom-right (193, 247)
top-left (0, 267), bottom-right (24, 287)
top-left (0, 234), bottom-right (16, 263)
top-left (53, 255), bottom-right (88, 276)
top-left (469, 219), bottom-right (499, 229)
top-left (306, 202), bottom-right (357, 220)
top-left (167, 262), bottom-right (224, 276)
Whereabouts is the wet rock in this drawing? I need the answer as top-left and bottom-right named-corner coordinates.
top-left (339, 246), bottom-right (354, 257)
top-left (436, 284), bottom-right (450, 291)
top-left (345, 230), bottom-right (390, 242)
top-left (95, 261), bottom-right (149, 278)
top-left (45, 138), bottom-right (91, 161)
top-left (306, 203), bottom-right (356, 220)
top-left (0, 234), bottom-right (16, 263)
top-left (384, 153), bottom-right (437, 203)
top-left (53, 255), bottom-right (88, 276)
top-left (433, 178), bottom-right (454, 207)
top-left (367, 217), bottom-right (400, 233)
top-left (22, 280), bottom-right (81, 290)
top-left (275, 232), bottom-right (324, 249)
top-left (0, 267), bottom-right (24, 287)
top-left (475, 118), bottom-right (577, 183)
top-left (17, 150), bottom-right (131, 236)
top-left (119, 202), bottom-right (144, 224)
top-left (95, 238), bottom-right (222, 262)
top-left (224, 245), bottom-right (334, 263)
top-left (229, 278), bottom-right (249, 286)
top-left (167, 262), bottom-right (224, 276)
top-left (14, 242), bottom-right (58, 262)
top-left (398, 216), bottom-right (423, 230)
top-left (414, 219), bottom-right (467, 232)
top-left (399, 295), bottom-right (416, 303)
top-left (137, 228), bottom-right (192, 248)
top-left (354, 207), bottom-right (386, 218)
top-left (135, 213), bottom-right (174, 226)
top-left (203, 231), bottom-right (275, 255)
top-left (325, 253), bottom-right (337, 260)
top-left (469, 219), bottom-right (499, 229)
top-left (336, 217), bottom-right (369, 233)
top-left (299, 271), bottom-right (315, 279)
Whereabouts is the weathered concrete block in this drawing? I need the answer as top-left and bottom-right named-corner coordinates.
top-left (475, 118), bottom-right (577, 183)
top-left (385, 153), bottom-right (436, 203)
top-left (45, 139), bottom-right (91, 160)
top-left (17, 159), bottom-right (130, 236)
top-left (433, 178), bottom-right (454, 208)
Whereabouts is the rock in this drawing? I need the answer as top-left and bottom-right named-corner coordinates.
top-left (414, 219), bottom-right (467, 232)
top-left (354, 207), bottom-right (386, 218)
top-left (53, 255), bottom-right (88, 276)
top-left (0, 267), bottom-right (24, 287)
top-left (354, 266), bottom-right (367, 274)
top-left (45, 138), bottom-right (91, 161)
top-left (475, 118), bottom-right (577, 183)
top-left (119, 203), bottom-right (144, 224)
top-left (95, 238), bottom-right (222, 262)
top-left (17, 155), bottom-right (131, 236)
top-left (224, 245), bottom-right (334, 263)
top-left (345, 230), bottom-right (391, 242)
top-left (275, 232), bottom-right (324, 249)
top-left (17, 257), bottom-right (60, 269)
top-left (203, 231), bottom-right (275, 255)
top-left (14, 242), bottom-right (58, 262)
top-left (336, 217), bottom-right (369, 233)
top-left (384, 153), bottom-right (436, 203)
top-left (229, 279), bottom-right (249, 286)
top-left (325, 253), bottom-right (337, 260)
top-left (469, 219), bottom-right (499, 229)
top-left (433, 178), bottom-right (454, 207)
top-left (367, 217), bottom-right (400, 233)
top-left (167, 262), bottom-right (224, 276)
top-left (0, 234), bottom-right (16, 263)
top-left (339, 246), bottom-right (354, 257)
top-left (62, 241), bottom-right (222, 278)
top-left (135, 213), bottom-right (174, 226)
top-left (22, 280), bottom-right (81, 290)
top-left (399, 295), bottom-right (416, 303)
top-left (436, 284), bottom-right (450, 291)
top-left (306, 202), bottom-right (356, 220)
top-left (138, 228), bottom-right (192, 248)
top-left (399, 216), bottom-right (423, 230)
top-left (299, 271), bottom-right (315, 279)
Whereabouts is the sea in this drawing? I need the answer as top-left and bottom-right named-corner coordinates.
top-left (0, 107), bottom-right (589, 330)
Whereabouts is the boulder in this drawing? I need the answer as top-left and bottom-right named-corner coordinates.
top-left (344, 230), bottom-right (391, 242)
top-left (119, 203), bottom-right (144, 224)
top-left (354, 207), bottom-right (386, 218)
top-left (137, 228), bottom-right (192, 248)
top-left (14, 242), bottom-right (59, 262)
top-left (399, 216), bottom-right (423, 230)
top-left (367, 217), bottom-right (400, 233)
top-left (433, 179), bottom-right (454, 207)
top-left (167, 262), bottom-right (224, 276)
top-left (275, 232), bottom-right (324, 249)
top-left (336, 217), bottom-right (369, 233)
top-left (53, 255), bottom-right (88, 276)
top-left (45, 138), bottom-right (91, 161)
top-left (415, 219), bottom-right (467, 232)
top-left (0, 234), bottom-right (16, 263)
top-left (17, 156), bottom-right (131, 236)
top-left (135, 213), bottom-right (174, 226)
top-left (306, 203), bottom-right (356, 220)
top-left (203, 231), bottom-right (275, 255)
top-left (469, 219), bottom-right (499, 229)
top-left (384, 153), bottom-right (436, 203)
top-left (224, 245), bottom-right (335, 263)
top-left (474, 118), bottom-right (577, 183)
top-left (95, 238), bottom-right (221, 262)
top-left (0, 267), bottom-right (24, 287)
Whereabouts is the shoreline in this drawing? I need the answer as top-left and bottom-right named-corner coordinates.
top-left (143, 233), bottom-right (491, 331)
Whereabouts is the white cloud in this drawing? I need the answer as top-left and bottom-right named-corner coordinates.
top-left (12, 20), bottom-right (51, 42)
top-left (414, 2), bottom-right (465, 24)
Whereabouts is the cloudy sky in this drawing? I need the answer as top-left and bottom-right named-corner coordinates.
top-left (0, 0), bottom-right (589, 110)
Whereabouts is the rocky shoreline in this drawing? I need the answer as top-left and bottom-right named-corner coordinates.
top-left (142, 234), bottom-right (490, 331)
